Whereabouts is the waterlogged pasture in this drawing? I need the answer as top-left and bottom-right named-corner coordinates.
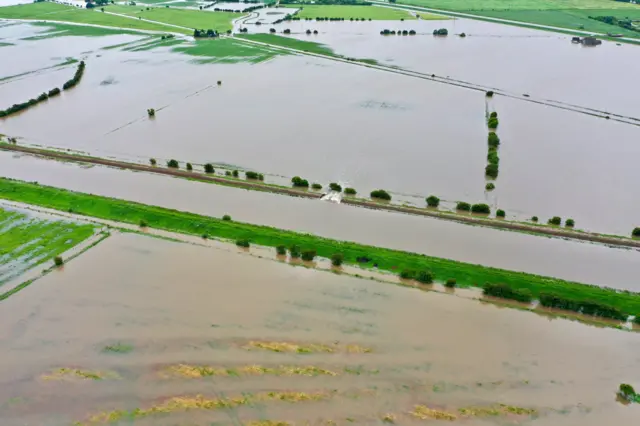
top-left (0, 207), bottom-right (95, 289)
top-left (0, 232), bottom-right (638, 425)
top-left (1, 21), bottom-right (640, 235)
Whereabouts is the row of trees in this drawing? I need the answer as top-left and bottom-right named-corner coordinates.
top-left (245, 171), bottom-right (265, 181)
top-left (0, 61), bottom-right (84, 118)
top-left (433, 28), bottom-right (448, 36)
top-left (380, 29), bottom-right (417, 35)
top-left (485, 111), bottom-right (500, 180)
top-left (539, 292), bottom-right (624, 320)
top-left (193, 29), bottom-right (219, 38)
top-left (547, 216), bottom-right (575, 227)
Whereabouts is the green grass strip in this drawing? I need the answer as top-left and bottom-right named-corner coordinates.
top-left (0, 177), bottom-right (638, 316)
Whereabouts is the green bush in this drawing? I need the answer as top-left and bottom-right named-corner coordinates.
top-left (139, 219), bottom-right (148, 227)
top-left (487, 149), bottom-right (499, 165)
top-left (149, 158), bottom-right (157, 166)
top-left (485, 163), bottom-right (499, 178)
top-left (289, 244), bottom-right (301, 258)
top-left (632, 227), bottom-right (640, 237)
top-left (331, 253), bottom-right (344, 266)
top-left (292, 176), bottom-right (310, 188)
top-left (489, 111), bottom-right (498, 119)
top-left (416, 270), bottom-right (434, 284)
top-left (400, 270), bottom-right (415, 279)
top-left (311, 183), bottom-right (322, 190)
top-left (487, 132), bottom-right (500, 147)
top-left (301, 249), bottom-right (317, 261)
top-left (426, 195), bottom-right (440, 207)
top-left (201, 233), bottom-right (208, 239)
top-left (445, 278), bottom-right (456, 288)
top-left (485, 182), bottom-right (495, 191)
top-left (186, 163), bottom-right (193, 171)
top-left (236, 239), bottom-right (250, 248)
top-left (232, 170), bottom-right (239, 178)
top-left (483, 283), bottom-right (532, 303)
top-left (471, 203), bottom-right (491, 214)
top-left (54, 256), bottom-right (64, 266)
top-left (222, 215), bottom-right (231, 221)
top-left (245, 171), bottom-right (262, 180)
top-left (565, 218), bottom-right (575, 228)
top-left (531, 216), bottom-right (539, 223)
top-left (539, 292), bottom-right (624, 320)
top-left (456, 202), bottom-right (471, 211)
top-left (167, 159), bottom-right (179, 168)
top-left (344, 187), bottom-right (357, 195)
top-left (486, 90), bottom-right (494, 97)
top-left (276, 245), bottom-right (286, 255)
top-left (487, 117), bottom-right (499, 128)
top-left (496, 209), bottom-right (505, 218)
top-left (618, 384), bottom-right (636, 401)
top-left (225, 171), bottom-right (231, 176)
top-left (548, 216), bottom-right (562, 226)
top-left (329, 182), bottom-right (342, 192)
top-left (204, 163), bottom-right (215, 174)
top-left (370, 189), bottom-right (391, 201)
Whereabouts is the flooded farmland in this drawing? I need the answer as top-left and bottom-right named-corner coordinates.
top-left (0, 232), bottom-right (638, 425)
top-left (1, 21), bottom-right (640, 234)
top-left (2, 150), bottom-right (640, 292)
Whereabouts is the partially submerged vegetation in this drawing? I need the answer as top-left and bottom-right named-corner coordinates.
top-left (0, 60), bottom-right (85, 118)
top-left (41, 368), bottom-right (118, 381)
top-left (158, 364), bottom-right (365, 378)
top-left (1, 179), bottom-right (639, 318)
top-left (241, 340), bottom-right (372, 354)
top-left (411, 403), bottom-right (536, 420)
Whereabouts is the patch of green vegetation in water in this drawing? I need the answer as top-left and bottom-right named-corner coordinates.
top-left (0, 207), bottom-right (95, 291)
top-left (20, 22), bottom-right (148, 40)
top-left (102, 343), bottom-right (134, 354)
top-left (1, 178), bottom-right (639, 317)
top-left (172, 38), bottom-right (288, 64)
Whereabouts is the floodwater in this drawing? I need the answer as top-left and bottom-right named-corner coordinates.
top-left (2, 150), bottom-right (640, 293)
top-left (0, 232), bottom-right (638, 425)
top-left (1, 22), bottom-right (639, 235)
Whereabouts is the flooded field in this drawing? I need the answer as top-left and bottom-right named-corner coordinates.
top-left (0, 232), bottom-right (638, 425)
top-left (2, 150), bottom-right (640, 292)
top-left (1, 21), bottom-right (639, 234)
top-left (0, 205), bottom-right (95, 293)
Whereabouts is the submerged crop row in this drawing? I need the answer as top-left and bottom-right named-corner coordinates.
top-left (0, 178), bottom-right (639, 317)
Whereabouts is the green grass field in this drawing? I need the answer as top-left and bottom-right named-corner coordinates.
top-left (0, 177), bottom-right (638, 317)
top-left (238, 33), bottom-right (335, 56)
top-left (0, 207), bottom-right (95, 288)
top-left (295, 4), bottom-right (417, 20)
top-left (394, 0), bottom-right (640, 37)
top-left (0, 2), bottom-right (190, 34)
top-left (173, 38), bottom-right (288, 63)
top-left (105, 5), bottom-right (241, 32)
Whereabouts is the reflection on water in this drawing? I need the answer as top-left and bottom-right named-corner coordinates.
top-left (1, 151), bottom-right (640, 293)
top-left (0, 233), bottom-right (638, 425)
top-left (1, 23), bottom-right (639, 234)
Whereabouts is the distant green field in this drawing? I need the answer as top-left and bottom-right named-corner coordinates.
top-left (296, 4), bottom-right (417, 20)
top-left (0, 2), bottom-right (189, 34)
top-left (393, 0), bottom-right (640, 38)
top-left (106, 5), bottom-right (242, 32)
top-left (0, 208), bottom-right (95, 289)
top-left (469, 8), bottom-right (640, 37)
top-left (395, 0), bottom-right (640, 12)
top-left (173, 38), bottom-right (288, 63)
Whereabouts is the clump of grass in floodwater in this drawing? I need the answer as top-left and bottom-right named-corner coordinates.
top-left (411, 405), bottom-right (458, 420)
top-left (459, 404), bottom-right (537, 416)
top-left (160, 364), bottom-right (339, 378)
top-left (241, 340), bottom-right (372, 354)
top-left (41, 368), bottom-right (119, 381)
top-left (81, 391), bottom-right (334, 424)
top-left (102, 343), bottom-right (133, 354)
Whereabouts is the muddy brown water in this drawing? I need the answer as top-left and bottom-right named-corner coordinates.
top-left (1, 22), bottom-right (639, 234)
top-left (0, 232), bottom-right (638, 425)
top-left (2, 150), bottom-right (640, 292)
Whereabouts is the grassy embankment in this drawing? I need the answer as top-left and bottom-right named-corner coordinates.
top-left (294, 4), bottom-right (418, 20)
top-left (394, 0), bottom-right (640, 39)
top-left (1, 178), bottom-right (638, 317)
top-left (0, 2), bottom-right (189, 34)
top-left (0, 208), bottom-right (95, 288)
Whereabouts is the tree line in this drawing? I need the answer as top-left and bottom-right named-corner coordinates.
top-left (0, 61), bottom-right (85, 119)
